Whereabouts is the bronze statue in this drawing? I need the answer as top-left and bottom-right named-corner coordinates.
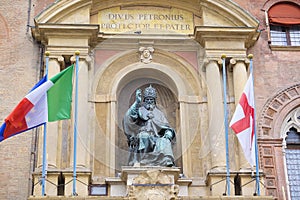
top-left (123, 85), bottom-right (176, 167)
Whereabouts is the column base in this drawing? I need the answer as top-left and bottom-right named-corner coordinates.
top-left (32, 170), bottom-right (60, 196)
top-left (63, 168), bottom-right (91, 196)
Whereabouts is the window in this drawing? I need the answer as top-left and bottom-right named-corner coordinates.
top-left (267, 2), bottom-right (300, 46)
top-left (281, 108), bottom-right (300, 200)
top-left (270, 25), bottom-right (300, 46)
top-left (285, 128), bottom-right (300, 200)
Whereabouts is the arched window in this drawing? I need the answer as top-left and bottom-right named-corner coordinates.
top-left (281, 107), bottom-right (300, 200)
top-left (267, 2), bottom-right (300, 46)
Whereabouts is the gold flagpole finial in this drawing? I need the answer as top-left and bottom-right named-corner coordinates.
top-left (248, 54), bottom-right (253, 59)
top-left (221, 54), bottom-right (226, 59)
top-left (75, 50), bottom-right (80, 56)
top-left (45, 51), bottom-right (50, 56)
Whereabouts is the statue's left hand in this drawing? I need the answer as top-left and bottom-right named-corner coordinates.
top-left (164, 130), bottom-right (173, 141)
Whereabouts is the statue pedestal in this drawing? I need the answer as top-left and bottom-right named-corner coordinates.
top-left (106, 166), bottom-right (192, 199)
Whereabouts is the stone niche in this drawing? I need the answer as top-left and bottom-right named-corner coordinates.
top-left (106, 166), bottom-right (192, 200)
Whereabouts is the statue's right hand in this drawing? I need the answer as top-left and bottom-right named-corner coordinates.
top-left (129, 136), bottom-right (138, 148)
top-left (136, 89), bottom-right (142, 104)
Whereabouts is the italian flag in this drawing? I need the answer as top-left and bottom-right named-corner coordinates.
top-left (0, 65), bottom-right (74, 142)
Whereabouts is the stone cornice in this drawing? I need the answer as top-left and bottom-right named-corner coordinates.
top-left (193, 26), bottom-right (260, 49)
top-left (32, 23), bottom-right (99, 49)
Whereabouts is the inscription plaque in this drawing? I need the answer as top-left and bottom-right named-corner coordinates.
top-left (98, 7), bottom-right (194, 34)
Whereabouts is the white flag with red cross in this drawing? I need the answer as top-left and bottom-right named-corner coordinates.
top-left (229, 73), bottom-right (256, 167)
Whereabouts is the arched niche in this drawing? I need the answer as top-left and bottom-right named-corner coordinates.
top-left (117, 81), bottom-right (180, 171)
top-left (93, 49), bottom-right (201, 98)
top-left (92, 49), bottom-right (202, 175)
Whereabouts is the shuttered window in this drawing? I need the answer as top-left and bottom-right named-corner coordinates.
top-left (268, 2), bottom-right (300, 46)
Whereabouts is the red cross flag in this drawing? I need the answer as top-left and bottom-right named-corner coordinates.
top-left (229, 74), bottom-right (256, 166)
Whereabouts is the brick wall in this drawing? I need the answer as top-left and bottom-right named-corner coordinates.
top-left (234, 0), bottom-right (300, 116)
top-left (233, 1), bottom-right (300, 199)
top-left (0, 0), bottom-right (54, 199)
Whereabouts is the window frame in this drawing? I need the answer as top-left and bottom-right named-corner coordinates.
top-left (269, 24), bottom-right (300, 46)
top-left (266, 2), bottom-right (300, 50)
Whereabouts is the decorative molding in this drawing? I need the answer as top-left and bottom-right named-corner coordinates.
top-left (32, 23), bottom-right (99, 50)
top-left (139, 46), bottom-right (154, 64)
top-left (193, 26), bottom-right (260, 49)
top-left (259, 139), bottom-right (283, 199)
top-left (270, 45), bottom-right (300, 51)
top-left (228, 57), bottom-right (250, 71)
top-left (127, 170), bottom-right (180, 200)
top-left (258, 84), bottom-right (300, 138)
top-left (201, 57), bottom-right (222, 72)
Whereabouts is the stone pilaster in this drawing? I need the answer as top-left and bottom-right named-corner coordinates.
top-left (230, 58), bottom-right (250, 170)
top-left (36, 56), bottom-right (63, 170)
top-left (69, 55), bottom-right (91, 169)
top-left (204, 58), bottom-right (226, 170)
top-left (231, 58), bottom-right (248, 106)
top-left (34, 56), bottom-right (64, 196)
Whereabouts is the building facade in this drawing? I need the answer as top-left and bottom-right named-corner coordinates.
top-left (0, 0), bottom-right (299, 199)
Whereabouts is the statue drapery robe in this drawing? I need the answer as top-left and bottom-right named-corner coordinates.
top-left (123, 102), bottom-right (176, 166)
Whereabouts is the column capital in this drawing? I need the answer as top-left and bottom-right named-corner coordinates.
top-left (228, 57), bottom-right (250, 71)
top-left (44, 55), bottom-right (65, 69)
top-left (229, 57), bottom-right (250, 64)
top-left (71, 55), bottom-right (92, 70)
top-left (44, 54), bottom-right (63, 61)
top-left (71, 54), bottom-right (92, 64)
top-left (202, 57), bottom-right (223, 72)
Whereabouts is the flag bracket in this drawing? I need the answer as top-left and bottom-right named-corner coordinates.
top-left (209, 178), bottom-right (226, 191)
top-left (209, 176), bottom-right (234, 195)
top-left (240, 176), bottom-right (265, 196)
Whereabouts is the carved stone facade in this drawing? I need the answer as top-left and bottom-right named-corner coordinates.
top-left (0, 0), bottom-right (299, 200)
top-left (258, 84), bottom-right (300, 198)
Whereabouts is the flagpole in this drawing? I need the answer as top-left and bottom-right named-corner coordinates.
top-left (222, 54), bottom-right (231, 195)
top-left (41, 51), bottom-right (50, 196)
top-left (248, 54), bottom-right (260, 196)
top-left (73, 51), bottom-right (80, 196)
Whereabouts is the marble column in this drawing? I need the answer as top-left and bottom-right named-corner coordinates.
top-left (179, 101), bottom-right (192, 177)
top-left (35, 56), bottom-right (62, 196)
top-left (109, 101), bottom-right (116, 176)
top-left (231, 59), bottom-right (248, 169)
top-left (36, 57), bottom-right (61, 169)
top-left (70, 56), bottom-right (90, 169)
top-left (205, 59), bottom-right (226, 170)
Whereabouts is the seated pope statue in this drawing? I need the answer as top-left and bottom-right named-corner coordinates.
top-left (123, 85), bottom-right (176, 167)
